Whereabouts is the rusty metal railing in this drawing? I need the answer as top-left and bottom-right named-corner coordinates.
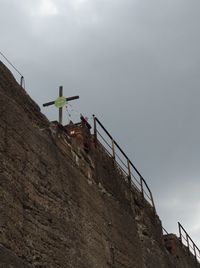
top-left (93, 115), bottom-right (156, 212)
top-left (178, 222), bottom-right (200, 263)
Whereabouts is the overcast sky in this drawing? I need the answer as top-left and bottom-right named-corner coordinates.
top-left (1, 0), bottom-right (200, 245)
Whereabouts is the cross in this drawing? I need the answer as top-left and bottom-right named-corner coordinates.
top-left (43, 86), bottom-right (79, 125)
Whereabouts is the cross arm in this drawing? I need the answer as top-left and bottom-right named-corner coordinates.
top-left (43, 95), bottom-right (79, 107)
top-left (43, 100), bottom-right (55, 107)
top-left (66, 96), bottom-right (79, 102)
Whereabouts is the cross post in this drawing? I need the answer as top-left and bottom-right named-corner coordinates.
top-left (43, 86), bottom-right (79, 125)
top-left (59, 86), bottom-right (63, 124)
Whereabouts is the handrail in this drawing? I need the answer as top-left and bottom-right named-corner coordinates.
top-left (94, 117), bottom-right (143, 176)
top-left (93, 115), bottom-right (156, 212)
top-left (162, 226), bottom-right (169, 235)
top-left (0, 52), bottom-right (25, 88)
top-left (178, 222), bottom-right (200, 262)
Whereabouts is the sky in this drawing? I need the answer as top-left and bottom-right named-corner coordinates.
top-left (1, 0), bottom-right (200, 246)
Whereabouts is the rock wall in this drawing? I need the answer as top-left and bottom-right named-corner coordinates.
top-left (0, 244), bottom-right (32, 268)
top-left (0, 61), bottom-right (199, 267)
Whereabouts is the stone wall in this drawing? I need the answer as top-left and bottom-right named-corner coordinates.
top-left (0, 61), bottom-right (199, 267)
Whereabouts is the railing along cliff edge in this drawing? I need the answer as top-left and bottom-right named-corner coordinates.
top-left (93, 115), bottom-right (156, 213)
top-left (0, 52), bottom-right (25, 88)
top-left (178, 222), bottom-right (200, 263)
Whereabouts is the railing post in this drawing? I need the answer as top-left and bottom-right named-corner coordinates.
top-left (127, 159), bottom-right (131, 187)
top-left (93, 115), bottom-right (97, 146)
top-left (140, 176), bottom-right (144, 199)
top-left (178, 222), bottom-right (182, 244)
top-left (193, 244), bottom-right (197, 262)
top-left (186, 234), bottom-right (190, 254)
top-left (150, 191), bottom-right (156, 214)
top-left (112, 139), bottom-right (115, 160)
top-left (20, 76), bottom-right (24, 87)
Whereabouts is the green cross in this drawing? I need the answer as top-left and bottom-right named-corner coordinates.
top-left (43, 86), bottom-right (79, 125)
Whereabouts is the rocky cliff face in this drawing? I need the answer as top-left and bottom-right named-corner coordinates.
top-left (0, 61), bottom-right (199, 268)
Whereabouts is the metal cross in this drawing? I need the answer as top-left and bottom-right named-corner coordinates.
top-left (43, 86), bottom-right (79, 125)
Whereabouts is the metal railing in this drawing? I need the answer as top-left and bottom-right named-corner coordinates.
top-left (0, 52), bottom-right (25, 88)
top-left (93, 115), bottom-right (156, 212)
top-left (178, 222), bottom-right (200, 263)
top-left (162, 226), bottom-right (169, 235)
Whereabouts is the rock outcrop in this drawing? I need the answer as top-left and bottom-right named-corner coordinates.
top-left (0, 61), bottom-right (199, 267)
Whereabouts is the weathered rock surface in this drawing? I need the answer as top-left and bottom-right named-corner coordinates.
top-left (0, 61), bottom-right (199, 267)
top-left (0, 244), bottom-right (32, 268)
